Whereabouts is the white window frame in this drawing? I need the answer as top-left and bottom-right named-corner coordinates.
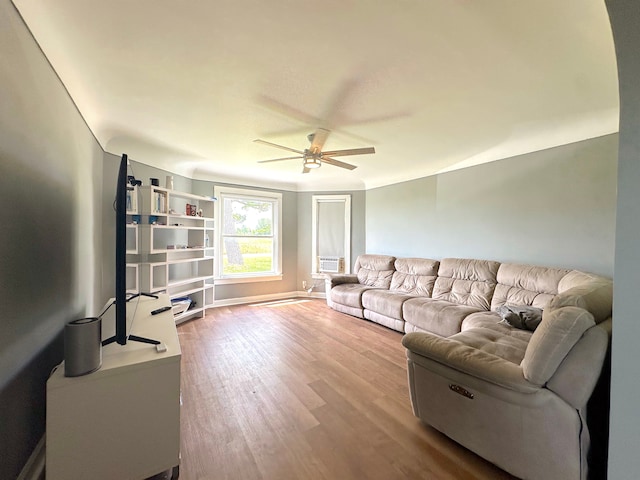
top-left (311, 194), bottom-right (351, 278)
top-left (214, 186), bottom-right (282, 284)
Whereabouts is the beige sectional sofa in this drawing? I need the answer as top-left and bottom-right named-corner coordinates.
top-left (324, 254), bottom-right (613, 480)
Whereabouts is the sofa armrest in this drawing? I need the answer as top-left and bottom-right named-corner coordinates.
top-left (324, 273), bottom-right (359, 289)
top-left (402, 332), bottom-right (539, 393)
top-left (546, 319), bottom-right (611, 409)
top-left (324, 274), bottom-right (360, 308)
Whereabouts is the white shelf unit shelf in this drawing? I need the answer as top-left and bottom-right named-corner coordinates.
top-left (125, 224), bottom-right (138, 254)
top-left (134, 185), bottom-right (216, 323)
top-left (126, 263), bottom-right (138, 294)
top-left (124, 186), bottom-right (140, 296)
top-left (205, 218), bottom-right (215, 259)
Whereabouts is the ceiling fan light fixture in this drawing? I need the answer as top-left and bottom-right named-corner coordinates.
top-left (303, 157), bottom-right (321, 169)
top-left (254, 129), bottom-right (374, 173)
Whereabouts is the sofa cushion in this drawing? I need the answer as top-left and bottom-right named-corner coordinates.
top-left (459, 311), bottom-right (533, 363)
top-left (362, 289), bottom-right (413, 319)
top-left (354, 254), bottom-right (396, 288)
top-left (402, 332), bottom-right (537, 393)
top-left (496, 305), bottom-right (543, 331)
top-left (521, 306), bottom-right (595, 385)
top-left (330, 283), bottom-right (381, 308)
top-left (461, 311), bottom-right (503, 331)
top-left (432, 258), bottom-right (500, 310)
top-left (491, 263), bottom-right (569, 311)
top-left (390, 257), bottom-right (439, 296)
top-left (449, 325), bottom-right (532, 365)
top-left (403, 297), bottom-right (483, 337)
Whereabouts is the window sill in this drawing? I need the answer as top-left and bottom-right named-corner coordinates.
top-left (215, 274), bottom-right (283, 285)
top-left (312, 272), bottom-right (347, 279)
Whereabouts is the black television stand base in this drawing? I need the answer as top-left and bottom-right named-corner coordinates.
top-left (101, 334), bottom-right (161, 346)
top-left (127, 292), bottom-right (158, 301)
top-left (128, 334), bottom-right (161, 345)
top-left (124, 292), bottom-right (161, 344)
top-left (100, 292), bottom-right (162, 346)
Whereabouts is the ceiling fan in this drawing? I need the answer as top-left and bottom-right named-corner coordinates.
top-left (254, 128), bottom-right (375, 173)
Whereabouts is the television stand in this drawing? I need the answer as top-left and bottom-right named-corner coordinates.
top-left (46, 294), bottom-right (181, 480)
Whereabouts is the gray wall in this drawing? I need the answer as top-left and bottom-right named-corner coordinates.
top-left (606, 1), bottom-right (640, 477)
top-left (127, 158), bottom-right (194, 193)
top-left (366, 134), bottom-right (618, 276)
top-left (0, 2), bottom-right (103, 478)
top-left (296, 191), bottom-right (366, 293)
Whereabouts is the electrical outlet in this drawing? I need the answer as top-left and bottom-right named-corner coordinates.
top-left (302, 280), bottom-right (307, 290)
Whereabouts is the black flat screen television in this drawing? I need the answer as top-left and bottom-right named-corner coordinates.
top-left (102, 154), bottom-right (159, 346)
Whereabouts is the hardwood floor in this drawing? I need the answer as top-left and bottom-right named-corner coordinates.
top-left (177, 298), bottom-right (516, 480)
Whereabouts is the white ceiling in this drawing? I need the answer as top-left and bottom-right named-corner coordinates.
top-left (14, 0), bottom-right (619, 191)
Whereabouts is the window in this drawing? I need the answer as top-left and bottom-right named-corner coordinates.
top-left (215, 186), bottom-right (282, 283)
top-left (312, 194), bottom-right (351, 276)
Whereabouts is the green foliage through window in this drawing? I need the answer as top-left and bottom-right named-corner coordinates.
top-left (220, 194), bottom-right (278, 276)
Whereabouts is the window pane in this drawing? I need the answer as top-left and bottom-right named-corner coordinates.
top-left (222, 237), bottom-right (273, 274)
top-left (223, 198), bottom-right (272, 236)
top-left (317, 201), bottom-right (345, 257)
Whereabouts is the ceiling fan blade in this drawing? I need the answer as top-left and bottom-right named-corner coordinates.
top-left (321, 147), bottom-right (375, 157)
top-left (253, 139), bottom-right (305, 155)
top-left (258, 156), bottom-right (303, 164)
top-left (309, 128), bottom-right (330, 153)
top-left (322, 157), bottom-right (357, 170)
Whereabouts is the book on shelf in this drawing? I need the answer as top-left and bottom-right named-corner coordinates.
top-left (126, 187), bottom-right (137, 213)
top-left (153, 191), bottom-right (167, 213)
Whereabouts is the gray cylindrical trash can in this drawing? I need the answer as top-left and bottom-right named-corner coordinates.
top-left (64, 317), bottom-right (102, 377)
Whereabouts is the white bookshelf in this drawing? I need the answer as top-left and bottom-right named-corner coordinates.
top-left (134, 185), bottom-right (216, 323)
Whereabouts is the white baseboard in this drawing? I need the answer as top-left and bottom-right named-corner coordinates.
top-left (17, 435), bottom-right (45, 480)
top-left (212, 290), bottom-right (325, 308)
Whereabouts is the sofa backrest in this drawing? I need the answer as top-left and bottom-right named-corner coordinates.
top-left (432, 258), bottom-right (500, 310)
top-left (555, 270), bottom-right (613, 324)
top-left (354, 254), bottom-right (396, 288)
top-left (491, 263), bottom-right (570, 311)
top-left (390, 258), bottom-right (439, 296)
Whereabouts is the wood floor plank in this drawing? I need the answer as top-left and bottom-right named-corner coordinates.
top-left (177, 298), bottom-right (516, 480)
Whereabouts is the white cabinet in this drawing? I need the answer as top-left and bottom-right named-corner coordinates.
top-left (46, 295), bottom-right (181, 480)
top-left (135, 186), bottom-right (215, 323)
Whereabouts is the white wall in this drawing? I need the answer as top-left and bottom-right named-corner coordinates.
top-left (0, 1), bottom-right (103, 478)
top-left (605, 0), bottom-right (640, 477)
top-left (366, 134), bottom-right (618, 276)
